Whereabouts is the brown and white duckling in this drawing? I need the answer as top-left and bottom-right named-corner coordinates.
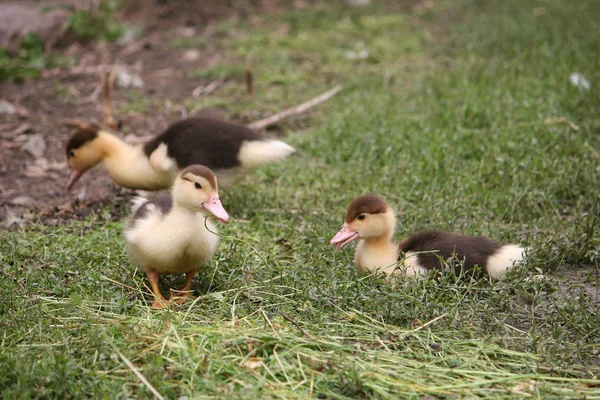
top-left (330, 195), bottom-right (526, 279)
top-left (124, 165), bottom-right (229, 308)
top-left (66, 117), bottom-right (296, 190)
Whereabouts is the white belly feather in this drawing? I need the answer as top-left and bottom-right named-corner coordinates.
top-left (355, 242), bottom-right (428, 278)
top-left (125, 208), bottom-right (219, 274)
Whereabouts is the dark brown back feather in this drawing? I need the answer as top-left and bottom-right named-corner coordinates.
top-left (66, 128), bottom-right (99, 154)
top-left (399, 230), bottom-right (500, 276)
top-left (143, 118), bottom-right (261, 170)
top-left (129, 195), bottom-right (173, 226)
top-left (345, 195), bottom-right (388, 223)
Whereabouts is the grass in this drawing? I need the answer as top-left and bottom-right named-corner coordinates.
top-left (0, 33), bottom-right (70, 83)
top-left (2, 0), bottom-right (600, 398)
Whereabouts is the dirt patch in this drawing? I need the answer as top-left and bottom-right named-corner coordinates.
top-left (0, 0), bottom-right (433, 227)
top-left (555, 264), bottom-right (600, 302)
top-left (0, 2), bottom-right (247, 226)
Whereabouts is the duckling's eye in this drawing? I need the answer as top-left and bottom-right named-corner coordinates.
top-left (357, 214), bottom-right (366, 220)
top-left (194, 182), bottom-right (202, 189)
top-left (69, 150), bottom-right (75, 157)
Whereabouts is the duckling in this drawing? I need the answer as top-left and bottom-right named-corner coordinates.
top-left (330, 195), bottom-right (526, 279)
top-left (65, 117), bottom-right (296, 190)
top-left (124, 165), bottom-right (229, 308)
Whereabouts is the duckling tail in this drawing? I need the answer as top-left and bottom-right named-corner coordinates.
top-left (238, 139), bottom-right (296, 169)
top-left (486, 244), bottom-right (527, 279)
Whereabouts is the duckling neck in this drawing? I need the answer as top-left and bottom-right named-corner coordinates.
top-left (355, 211), bottom-right (399, 274)
top-left (170, 201), bottom-right (217, 234)
top-left (355, 236), bottom-right (399, 275)
top-left (98, 132), bottom-right (174, 190)
top-left (362, 233), bottom-right (398, 257)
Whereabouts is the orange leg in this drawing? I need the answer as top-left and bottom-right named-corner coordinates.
top-left (146, 269), bottom-right (170, 309)
top-left (171, 270), bottom-right (196, 304)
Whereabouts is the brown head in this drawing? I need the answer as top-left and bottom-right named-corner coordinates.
top-left (65, 127), bottom-right (102, 189)
top-left (172, 165), bottom-right (229, 222)
top-left (330, 195), bottom-right (396, 250)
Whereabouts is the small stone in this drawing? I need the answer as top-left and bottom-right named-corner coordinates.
top-left (115, 67), bottom-right (144, 89)
top-left (176, 27), bottom-right (196, 37)
top-left (0, 100), bottom-right (17, 116)
top-left (22, 134), bottom-right (46, 158)
top-left (9, 195), bottom-right (34, 207)
top-left (181, 49), bottom-right (201, 62)
top-left (569, 72), bottom-right (590, 90)
top-left (48, 161), bottom-right (67, 171)
top-left (347, 0), bottom-right (371, 6)
top-left (2, 210), bottom-right (22, 228)
top-left (345, 49), bottom-right (369, 60)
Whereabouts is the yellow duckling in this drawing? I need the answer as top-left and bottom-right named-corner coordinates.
top-left (124, 165), bottom-right (229, 308)
top-left (66, 117), bottom-right (296, 190)
top-left (331, 195), bottom-right (526, 278)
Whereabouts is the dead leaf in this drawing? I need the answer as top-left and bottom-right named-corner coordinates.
top-left (544, 117), bottom-right (580, 131)
top-left (511, 380), bottom-right (535, 393)
top-left (48, 161), bottom-right (67, 171)
top-left (57, 201), bottom-right (74, 213)
top-left (242, 357), bottom-right (263, 370)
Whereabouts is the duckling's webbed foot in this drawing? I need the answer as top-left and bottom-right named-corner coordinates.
top-left (146, 269), bottom-right (171, 309)
top-left (170, 270), bottom-right (196, 304)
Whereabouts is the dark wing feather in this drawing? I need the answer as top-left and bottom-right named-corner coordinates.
top-left (143, 118), bottom-right (261, 170)
top-left (399, 230), bottom-right (500, 275)
top-left (129, 195), bottom-right (173, 227)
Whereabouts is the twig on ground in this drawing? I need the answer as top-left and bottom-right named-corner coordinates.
top-left (114, 349), bottom-right (165, 400)
top-left (101, 69), bottom-right (119, 129)
top-left (0, 269), bottom-right (25, 290)
top-left (58, 118), bottom-right (120, 136)
top-left (192, 75), bottom-right (225, 97)
top-left (544, 117), bottom-right (580, 131)
top-left (41, 65), bottom-right (103, 79)
top-left (248, 85), bottom-right (343, 130)
top-left (59, 119), bottom-right (101, 131)
top-left (12, 123), bottom-right (33, 136)
top-left (260, 308), bottom-right (281, 338)
top-left (119, 38), bottom-right (151, 58)
top-left (401, 313), bottom-right (448, 340)
top-left (0, 122), bottom-right (19, 133)
top-left (100, 275), bottom-right (137, 292)
top-left (81, 84), bottom-right (102, 104)
top-left (280, 313), bottom-right (316, 340)
top-left (246, 66), bottom-right (253, 95)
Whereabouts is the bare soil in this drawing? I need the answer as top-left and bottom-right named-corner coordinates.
top-left (0, 1), bottom-right (280, 225)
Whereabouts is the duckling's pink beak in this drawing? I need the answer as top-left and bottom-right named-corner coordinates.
top-left (330, 224), bottom-right (359, 250)
top-left (203, 195), bottom-right (229, 222)
top-left (66, 168), bottom-right (84, 190)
